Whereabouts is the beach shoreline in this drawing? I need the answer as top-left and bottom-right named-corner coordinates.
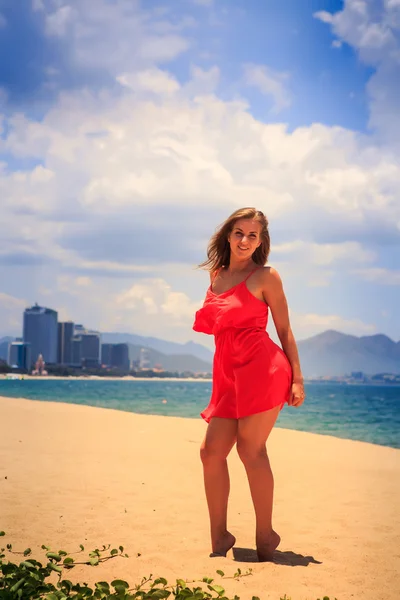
top-left (0, 374), bottom-right (213, 383)
top-left (1, 394), bottom-right (399, 600)
top-left (0, 374), bottom-right (212, 382)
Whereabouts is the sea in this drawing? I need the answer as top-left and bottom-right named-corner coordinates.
top-left (0, 379), bottom-right (399, 449)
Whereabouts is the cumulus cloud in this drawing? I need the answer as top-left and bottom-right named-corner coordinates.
top-left (352, 267), bottom-right (400, 284)
top-left (38, 0), bottom-right (191, 72)
top-left (314, 0), bottom-right (400, 145)
top-left (243, 63), bottom-right (291, 114)
top-left (0, 0), bottom-right (399, 341)
top-left (291, 311), bottom-right (377, 338)
top-left (0, 293), bottom-right (27, 336)
top-left (1, 81), bottom-right (399, 295)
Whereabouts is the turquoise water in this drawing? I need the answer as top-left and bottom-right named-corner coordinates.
top-left (0, 379), bottom-right (399, 449)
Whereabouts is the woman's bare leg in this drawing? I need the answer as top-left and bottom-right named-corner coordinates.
top-left (200, 417), bottom-right (238, 555)
top-left (236, 406), bottom-right (281, 561)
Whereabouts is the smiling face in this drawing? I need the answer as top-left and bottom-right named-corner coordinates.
top-left (227, 218), bottom-right (262, 261)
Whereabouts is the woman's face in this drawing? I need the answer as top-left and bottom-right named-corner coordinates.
top-left (228, 218), bottom-right (262, 260)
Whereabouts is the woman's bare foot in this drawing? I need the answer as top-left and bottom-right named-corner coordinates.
top-left (256, 530), bottom-right (281, 562)
top-left (210, 531), bottom-right (236, 557)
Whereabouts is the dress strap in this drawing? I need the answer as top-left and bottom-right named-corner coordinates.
top-left (243, 267), bottom-right (261, 282)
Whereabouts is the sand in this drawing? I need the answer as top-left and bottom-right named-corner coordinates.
top-left (1, 395), bottom-right (399, 600)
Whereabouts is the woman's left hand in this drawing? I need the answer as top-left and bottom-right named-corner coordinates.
top-left (288, 381), bottom-right (306, 407)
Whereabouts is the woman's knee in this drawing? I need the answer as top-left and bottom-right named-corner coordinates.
top-left (200, 441), bottom-right (231, 464)
top-left (236, 437), bottom-right (267, 465)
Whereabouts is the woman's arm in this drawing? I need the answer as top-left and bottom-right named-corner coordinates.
top-left (261, 267), bottom-right (305, 405)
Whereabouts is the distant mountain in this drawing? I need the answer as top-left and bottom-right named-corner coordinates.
top-left (102, 332), bottom-right (213, 363)
top-left (1, 330), bottom-right (399, 376)
top-left (0, 337), bottom-right (14, 361)
top-left (297, 330), bottom-right (400, 377)
top-left (126, 344), bottom-right (211, 373)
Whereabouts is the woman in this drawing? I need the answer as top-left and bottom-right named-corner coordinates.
top-left (193, 207), bottom-right (305, 562)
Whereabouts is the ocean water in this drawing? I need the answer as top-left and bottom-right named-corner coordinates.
top-left (0, 379), bottom-right (399, 449)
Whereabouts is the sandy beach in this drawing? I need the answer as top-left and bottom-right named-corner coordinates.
top-left (1, 395), bottom-right (399, 600)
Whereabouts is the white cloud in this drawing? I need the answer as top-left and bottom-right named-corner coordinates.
top-left (45, 4), bottom-right (75, 36)
top-left (1, 83), bottom-right (399, 282)
top-left (1, 0), bottom-right (399, 341)
top-left (291, 311), bottom-right (377, 338)
top-left (243, 63), bottom-right (291, 113)
top-left (352, 267), bottom-right (400, 284)
top-left (273, 240), bottom-right (376, 266)
top-left (191, 0), bottom-right (214, 6)
top-left (117, 68), bottom-right (180, 95)
top-left (37, 0), bottom-right (191, 74)
top-left (314, 0), bottom-right (400, 145)
top-left (0, 293), bottom-right (26, 310)
top-left (0, 294), bottom-right (27, 336)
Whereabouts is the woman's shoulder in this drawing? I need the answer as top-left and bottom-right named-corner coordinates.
top-left (257, 265), bottom-right (281, 281)
top-left (256, 266), bottom-right (283, 291)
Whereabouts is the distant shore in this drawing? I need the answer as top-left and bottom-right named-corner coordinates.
top-left (1, 374), bottom-right (399, 386)
top-left (0, 374), bottom-right (213, 382)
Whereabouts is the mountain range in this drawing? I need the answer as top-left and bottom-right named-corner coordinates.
top-left (1, 330), bottom-right (399, 376)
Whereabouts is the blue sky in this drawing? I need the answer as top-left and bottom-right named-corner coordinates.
top-left (0, 0), bottom-right (399, 346)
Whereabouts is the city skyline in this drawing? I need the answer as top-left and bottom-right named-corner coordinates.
top-left (6, 302), bottom-right (133, 370)
top-left (0, 1), bottom-right (399, 347)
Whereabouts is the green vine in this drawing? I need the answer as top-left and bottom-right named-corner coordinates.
top-left (0, 531), bottom-right (336, 600)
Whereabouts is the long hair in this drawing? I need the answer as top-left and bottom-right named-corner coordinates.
top-left (198, 207), bottom-right (270, 273)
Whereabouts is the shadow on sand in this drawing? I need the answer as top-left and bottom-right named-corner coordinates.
top-left (232, 547), bottom-right (322, 567)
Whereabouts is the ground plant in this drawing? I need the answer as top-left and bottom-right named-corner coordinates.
top-left (0, 532), bottom-right (336, 600)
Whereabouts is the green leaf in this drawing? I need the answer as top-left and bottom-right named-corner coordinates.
top-left (20, 561), bottom-right (35, 569)
top-left (251, 597), bottom-right (261, 600)
top-left (216, 570), bottom-right (225, 577)
top-left (110, 548), bottom-right (118, 556)
top-left (0, 531), bottom-right (5, 536)
top-left (95, 581), bottom-right (111, 592)
top-left (10, 578), bottom-right (26, 593)
top-left (208, 584), bottom-right (225, 596)
top-left (46, 552), bottom-right (61, 561)
top-left (119, 545), bottom-right (124, 552)
top-left (154, 577), bottom-right (168, 586)
top-left (59, 580), bottom-right (73, 593)
top-left (48, 562), bottom-right (63, 573)
top-left (79, 544), bottom-right (85, 551)
top-left (202, 577), bottom-right (213, 584)
top-left (63, 557), bottom-right (74, 565)
top-left (58, 550), bottom-right (68, 556)
top-left (111, 579), bottom-right (129, 589)
top-left (23, 548), bottom-right (31, 556)
top-left (45, 594), bottom-right (60, 600)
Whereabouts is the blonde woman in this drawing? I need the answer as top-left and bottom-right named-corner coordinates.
top-left (193, 207), bottom-right (305, 561)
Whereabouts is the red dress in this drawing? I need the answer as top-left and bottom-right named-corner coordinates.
top-left (193, 268), bottom-right (292, 422)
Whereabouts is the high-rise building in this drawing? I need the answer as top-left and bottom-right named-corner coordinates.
top-left (57, 322), bottom-right (74, 365)
top-left (101, 343), bottom-right (130, 370)
top-left (101, 343), bottom-right (113, 366)
top-left (71, 337), bottom-right (82, 367)
top-left (8, 341), bottom-right (31, 370)
top-left (23, 304), bottom-right (58, 365)
top-left (111, 343), bottom-right (130, 370)
top-left (80, 331), bottom-right (101, 368)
